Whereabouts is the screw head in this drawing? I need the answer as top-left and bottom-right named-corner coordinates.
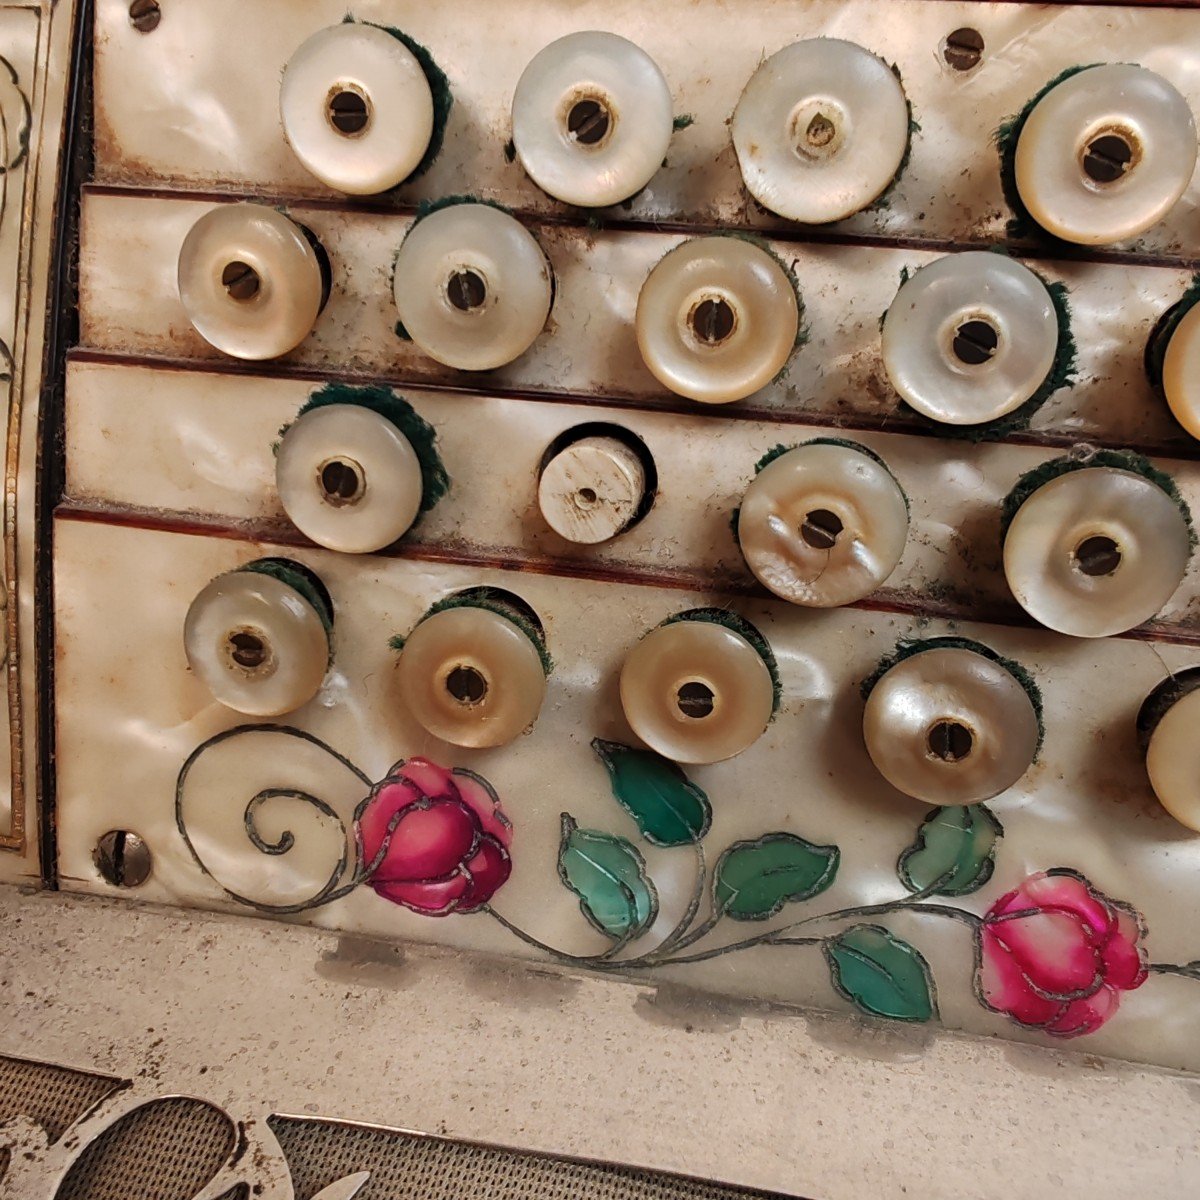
top-left (129, 0), bottom-right (162, 33)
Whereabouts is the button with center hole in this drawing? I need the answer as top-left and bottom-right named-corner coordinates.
top-left (538, 435), bottom-right (647, 544)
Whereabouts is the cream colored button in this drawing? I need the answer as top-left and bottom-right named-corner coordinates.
top-left (732, 38), bottom-right (909, 224)
top-left (178, 204), bottom-right (325, 360)
top-left (396, 606), bottom-right (547, 748)
top-left (538, 436), bottom-right (646, 544)
top-left (863, 646), bottom-right (1040, 805)
top-left (511, 31), bottom-right (674, 207)
top-left (393, 204), bottom-right (553, 370)
top-left (184, 568), bottom-right (330, 716)
top-left (620, 619), bottom-right (774, 764)
top-left (1146, 682), bottom-right (1200, 831)
top-left (276, 404), bottom-right (423, 554)
top-left (636, 237), bottom-right (799, 404)
top-left (881, 252), bottom-right (1059, 426)
top-left (1003, 466), bottom-right (1191, 638)
top-left (1162, 301), bottom-right (1200, 440)
top-left (280, 23), bottom-right (435, 195)
top-left (1014, 64), bottom-right (1197, 246)
top-left (738, 442), bottom-right (908, 607)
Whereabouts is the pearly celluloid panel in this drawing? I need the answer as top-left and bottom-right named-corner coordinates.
top-left (49, 0), bottom-right (1200, 1090)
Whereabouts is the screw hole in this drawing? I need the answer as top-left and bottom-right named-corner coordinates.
top-left (128, 0), bottom-right (161, 33)
top-left (942, 27), bottom-right (983, 71)
top-left (221, 260), bottom-right (261, 302)
top-left (952, 319), bottom-right (999, 366)
top-left (805, 112), bottom-right (837, 149)
top-left (446, 269), bottom-right (487, 312)
top-left (801, 508), bottom-right (844, 551)
top-left (1083, 133), bottom-right (1135, 184)
top-left (319, 459), bottom-right (363, 506)
top-left (328, 87), bottom-right (370, 136)
top-left (94, 830), bottom-right (152, 888)
top-left (228, 631), bottom-right (267, 670)
top-left (691, 297), bottom-right (736, 345)
top-left (677, 680), bottom-right (715, 719)
top-left (567, 98), bottom-right (611, 145)
top-left (927, 720), bottom-right (973, 763)
top-left (576, 487), bottom-right (598, 507)
top-left (1074, 534), bottom-right (1122, 577)
top-left (446, 665), bottom-right (488, 705)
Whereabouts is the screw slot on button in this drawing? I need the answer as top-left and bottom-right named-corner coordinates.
top-left (446, 269), bottom-right (488, 312)
top-left (1074, 534), bottom-right (1122, 577)
top-left (952, 319), bottom-right (999, 366)
top-left (446, 664), bottom-right (488, 705)
top-left (128, 0), bottom-right (161, 33)
top-left (95, 830), bottom-right (152, 888)
top-left (318, 458), bottom-right (364, 507)
top-left (800, 508), bottom-right (844, 550)
top-left (690, 297), bottom-right (736, 345)
top-left (566, 97), bottom-right (612, 146)
top-left (942, 27), bottom-right (984, 72)
top-left (676, 680), bottom-right (716, 719)
top-left (221, 260), bottom-right (261, 302)
top-left (228, 630), bottom-right (268, 670)
top-left (1082, 132), bottom-right (1136, 184)
top-left (927, 719), bottom-right (974, 763)
top-left (327, 86), bottom-right (371, 137)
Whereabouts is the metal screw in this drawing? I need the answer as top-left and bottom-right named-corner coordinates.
top-left (129, 0), bottom-right (162, 33)
top-left (800, 508), bottom-right (844, 551)
top-left (1074, 535), bottom-right (1122, 577)
top-left (952, 319), bottom-right (999, 366)
top-left (94, 830), bottom-right (152, 887)
top-left (943, 27), bottom-right (983, 72)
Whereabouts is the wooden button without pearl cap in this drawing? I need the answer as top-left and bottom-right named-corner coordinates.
top-left (1142, 671), bottom-right (1200, 831)
top-left (177, 203), bottom-right (325, 360)
top-left (1003, 465), bottom-right (1192, 638)
top-left (863, 645), bottom-right (1040, 806)
top-left (184, 564), bottom-right (331, 717)
top-left (511, 31), bottom-right (674, 208)
top-left (1014, 64), bottom-right (1197, 246)
top-left (538, 436), bottom-right (647, 544)
top-left (396, 605), bottom-right (547, 748)
top-left (620, 617), bottom-right (775, 764)
top-left (738, 441), bottom-right (908, 607)
top-left (392, 203), bottom-right (553, 371)
top-left (732, 38), bottom-right (910, 224)
top-left (280, 22), bottom-right (435, 195)
top-left (1162, 302), bottom-right (1200, 441)
top-left (276, 404), bottom-right (424, 554)
top-left (636, 237), bottom-right (799, 404)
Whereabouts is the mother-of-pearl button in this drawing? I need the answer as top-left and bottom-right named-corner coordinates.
top-left (280, 22), bottom-right (435, 195)
top-left (184, 568), bottom-right (330, 717)
top-left (636, 237), bottom-right (799, 404)
top-left (881, 252), bottom-right (1059, 426)
top-left (1162, 301), bottom-right (1200, 440)
top-left (392, 204), bottom-right (553, 370)
top-left (396, 606), bottom-right (547, 748)
top-left (538, 436), bottom-right (646, 544)
top-left (862, 646), bottom-right (1040, 805)
top-left (738, 442), bottom-right (908, 607)
top-left (177, 203), bottom-right (325, 361)
top-left (276, 404), bottom-right (423, 554)
top-left (732, 38), bottom-right (909, 224)
top-left (511, 31), bottom-right (674, 207)
top-left (1003, 466), bottom-right (1191, 638)
top-left (1014, 64), bottom-right (1198, 246)
top-left (620, 619), bottom-right (774, 764)
top-left (1144, 677), bottom-right (1200, 831)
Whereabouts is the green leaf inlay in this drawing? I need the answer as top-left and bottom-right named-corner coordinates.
top-left (591, 740), bottom-right (712, 847)
top-left (898, 805), bottom-right (1003, 897)
top-left (825, 925), bottom-right (935, 1023)
top-left (557, 815), bottom-right (658, 940)
top-left (713, 833), bottom-right (839, 921)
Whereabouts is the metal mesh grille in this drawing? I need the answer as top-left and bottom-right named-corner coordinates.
top-left (0, 1055), bottom-right (122, 1142)
top-left (269, 1116), bottom-right (795, 1200)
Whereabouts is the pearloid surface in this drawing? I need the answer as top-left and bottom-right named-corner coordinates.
top-left (275, 404), bottom-right (423, 554)
top-left (732, 38), bottom-right (909, 224)
top-left (1003, 467), bottom-right (1192, 638)
top-left (863, 648), bottom-right (1040, 806)
top-left (881, 251), bottom-right (1059, 426)
top-left (738, 443), bottom-right (908, 607)
top-left (392, 204), bottom-right (552, 371)
top-left (619, 620), bottom-right (774, 764)
top-left (279, 22), bottom-right (434, 195)
top-left (1015, 64), bottom-right (1198, 246)
top-left (636, 237), bottom-right (798, 404)
top-left (1147, 688), bottom-right (1200, 832)
top-left (538, 436), bottom-right (646, 544)
top-left (183, 570), bottom-right (329, 717)
top-left (1162, 302), bottom-right (1200, 441)
top-left (511, 30), bottom-right (673, 207)
top-left (177, 204), bottom-right (324, 360)
top-left (396, 606), bottom-right (547, 748)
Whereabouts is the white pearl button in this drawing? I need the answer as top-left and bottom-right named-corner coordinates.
top-left (511, 31), bottom-right (674, 207)
top-left (184, 567), bottom-right (330, 716)
top-left (396, 606), bottom-right (547, 748)
top-left (1014, 64), bottom-right (1198, 246)
top-left (276, 404), bottom-right (424, 554)
top-left (882, 252), bottom-right (1059, 426)
top-left (636, 237), bottom-right (799, 404)
top-left (1145, 680), bottom-right (1200, 831)
top-left (1003, 466), bottom-right (1192, 638)
top-left (178, 203), bottom-right (325, 360)
top-left (538, 436), bottom-right (647, 544)
top-left (738, 442), bottom-right (908, 607)
top-left (393, 204), bottom-right (553, 370)
top-left (280, 22), bottom-right (435, 195)
top-left (1162, 301), bottom-right (1200, 440)
top-left (620, 619), bottom-right (775, 764)
top-left (863, 646), bottom-right (1040, 806)
top-left (732, 38), bottom-right (910, 224)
